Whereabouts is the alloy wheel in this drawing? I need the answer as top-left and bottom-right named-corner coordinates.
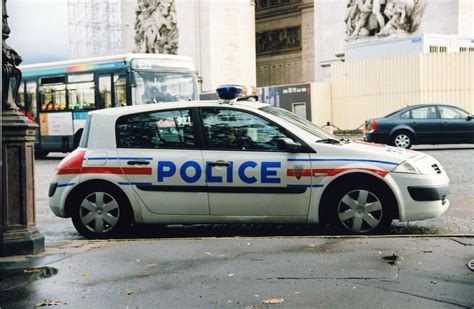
top-left (337, 189), bottom-right (383, 233)
top-left (80, 192), bottom-right (120, 234)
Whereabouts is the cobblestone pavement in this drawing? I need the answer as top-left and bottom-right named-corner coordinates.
top-left (34, 145), bottom-right (474, 241)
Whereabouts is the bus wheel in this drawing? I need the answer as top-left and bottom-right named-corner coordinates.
top-left (35, 150), bottom-right (49, 159)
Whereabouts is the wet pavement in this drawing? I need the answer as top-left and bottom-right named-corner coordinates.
top-left (34, 145), bottom-right (474, 241)
top-left (1, 237), bottom-right (473, 308)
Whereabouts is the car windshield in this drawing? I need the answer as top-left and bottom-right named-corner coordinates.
top-left (260, 106), bottom-right (340, 141)
top-left (132, 71), bottom-right (197, 104)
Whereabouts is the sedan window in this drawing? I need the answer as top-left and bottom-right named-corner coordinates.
top-left (411, 106), bottom-right (438, 119)
top-left (439, 106), bottom-right (468, 119)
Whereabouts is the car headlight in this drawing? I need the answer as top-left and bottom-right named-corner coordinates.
top-left (392, 161), bottom-right (422, 174)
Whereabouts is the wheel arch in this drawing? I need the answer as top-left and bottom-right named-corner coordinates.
top-left (318, 172), bottom-right (399, 225)
top-left (64, 179), bottom-right (134, 221)
top-left (389, 126), bottom-right (416, 143)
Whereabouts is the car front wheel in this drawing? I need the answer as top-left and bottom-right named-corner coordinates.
top-left (330, 183), bottom-right (394, 234)
top-left (392, 132), bottom-right (412, 149)
top-left (71, 185), bottom-right (132, 239)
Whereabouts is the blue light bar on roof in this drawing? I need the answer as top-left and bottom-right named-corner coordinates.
top-left (216, 84), bottom-right (257, 100)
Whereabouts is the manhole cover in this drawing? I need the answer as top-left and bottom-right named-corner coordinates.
top-left (468, 259), bottom-right (474, 271)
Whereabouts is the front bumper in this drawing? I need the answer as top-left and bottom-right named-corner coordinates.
top-left (390, 172), bottom-right (450, 222)
top-left (408, 185), bottom-right (449, 201)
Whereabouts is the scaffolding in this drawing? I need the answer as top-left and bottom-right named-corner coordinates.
top-left (68, 0), bottom-right (123, 59)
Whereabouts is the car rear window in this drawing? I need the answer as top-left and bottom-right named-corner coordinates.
top-left (79, 115), bottom-right (92, 148)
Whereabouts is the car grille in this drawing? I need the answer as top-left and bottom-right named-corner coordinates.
top-left (432, 164), bottom-right (441, 174)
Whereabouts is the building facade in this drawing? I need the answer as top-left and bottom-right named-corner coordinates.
top-left (255, 0), bottom-right (314, 87)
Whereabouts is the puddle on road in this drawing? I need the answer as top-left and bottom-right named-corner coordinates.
top-left (0, 267), bottom-right (58, 292)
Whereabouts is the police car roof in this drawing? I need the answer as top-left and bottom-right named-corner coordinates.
top-left (90, 99), bottom-right (271, 117)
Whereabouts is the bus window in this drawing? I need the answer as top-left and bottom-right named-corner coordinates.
top-left (131, 71), bottom-right (197, 104)
top-left (17, 80), bottom-right (26, 110)
top-left (68, 81), bottom-right (96, 110)
top-left (99, 75), bottom-right (112, 108)
top-left (114, 74), bottom-right (126, 107)
top-left (26, 81), bottom-right (37, 121)
top-left (40, 76), bottom-right (67, 111)
top-left (41, 85), bottom-right (67, 111)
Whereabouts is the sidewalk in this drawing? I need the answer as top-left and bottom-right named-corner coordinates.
top-left (1, 236), bottom-right (473, 308)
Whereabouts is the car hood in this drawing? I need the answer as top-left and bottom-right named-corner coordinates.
top-left (343, 141), bottom-right (424, 162)
top-left (309, 140), bottom-right (424, 169)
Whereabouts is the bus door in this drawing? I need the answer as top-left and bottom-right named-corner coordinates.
top-left (113, 73), bottom-right (127, 107)
top-left (98, 74), bottom-right (113, 109)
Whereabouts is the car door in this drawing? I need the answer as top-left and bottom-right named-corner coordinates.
top-left (409, 106), bottom-right (441, 143)
top-left (438, 105), bottom-right (474, 143)
top-left (199, 107), bottom-right (312, 218)
top-left (116, 108), bottom-right (209, 215)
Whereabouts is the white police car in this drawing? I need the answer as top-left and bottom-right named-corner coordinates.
top-left (49, 85), bottom-right (450, 238)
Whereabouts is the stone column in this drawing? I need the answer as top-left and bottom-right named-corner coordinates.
top-left (1, 0), bottom-right (44, 256)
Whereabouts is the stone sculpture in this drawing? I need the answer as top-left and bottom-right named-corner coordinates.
top-left (134, 0), bottom-right (179, 54)
top-left (2, 0), bottom-right (22, 111)
top-left (345, 0), bottom-right (426, 40)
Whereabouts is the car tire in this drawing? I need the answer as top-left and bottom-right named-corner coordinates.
top-left (328, 181), bottom-right (394, 234)
top-left (391, 131), bottom-right (413, 149)
top-left (35, 150), bottom-right (49, 159)
top-left (71, 183), bottom-right (132, 239)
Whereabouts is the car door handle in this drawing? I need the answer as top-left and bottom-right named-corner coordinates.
top-left (127, 160), bottom-right (150, 165)
top-left (208, 160), bottom-right (231, 167)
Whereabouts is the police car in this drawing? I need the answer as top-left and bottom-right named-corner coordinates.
top-left (49, 85), bottom-right (450, 238)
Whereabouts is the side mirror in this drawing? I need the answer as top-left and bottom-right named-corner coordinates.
top-left (467, 114), bottom-right (473, 121)
top-left (277, 138), bottom-right (301, 152)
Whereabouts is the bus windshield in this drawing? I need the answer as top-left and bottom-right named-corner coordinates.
top-left (132, 71), bottom-right (197, 104)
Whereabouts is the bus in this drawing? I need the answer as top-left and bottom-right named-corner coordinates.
top-left (18, 53), bottom-right (199, 157)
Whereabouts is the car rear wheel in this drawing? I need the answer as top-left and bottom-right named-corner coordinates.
top-left (71, 185), bottom-right (132, 239)
top-left (392, 132), bottom-right (412, 149)
top-left (329, 182), bottom-right (393, 234)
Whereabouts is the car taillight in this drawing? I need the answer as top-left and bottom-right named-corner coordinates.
top-left (371, 120), bottom-right (378, 131)
top-left (56, 149), bottom-right (85, 175)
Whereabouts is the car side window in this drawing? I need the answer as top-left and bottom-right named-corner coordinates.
top-left (201, 108), bottom-right (288, 151)
top-left (116, 109), bottom-right (195, 149)
top-left (400, 111), bottom-right (410, 119)
top-left (439, 106), bottom-right (468, 119)
top-left (411, 106), bottom-right (438, 119)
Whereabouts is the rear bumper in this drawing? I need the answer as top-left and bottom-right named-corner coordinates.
top-left (364, 131), bottom-right (390, 144)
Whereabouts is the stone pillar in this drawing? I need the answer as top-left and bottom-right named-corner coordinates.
top-left (1, 111), bottom-right (44, 256)
top-left (1, 0), bottom-right (44, 256)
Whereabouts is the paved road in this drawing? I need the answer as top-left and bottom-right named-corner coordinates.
top-left (1, 237), bottom-right (473, 308)
top-left (34, 145), bottom-right (474, 241)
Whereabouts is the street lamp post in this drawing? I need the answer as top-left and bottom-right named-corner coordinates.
top-left (1, 0), bottom-right (44, 256)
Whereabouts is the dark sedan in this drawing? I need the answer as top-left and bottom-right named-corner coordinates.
top-left (364, 104), bottom-right (474, 148)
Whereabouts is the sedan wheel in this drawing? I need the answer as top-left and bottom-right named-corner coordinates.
top-left (393, 133), bottom-right (412, 149)
top-left (337, 189), bottom-right (383, 233)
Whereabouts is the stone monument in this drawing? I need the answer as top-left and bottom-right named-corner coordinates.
top-left (345, 0), bottom-right (426, 40)
top-left (1, 0), bottom-right (44, 256)
top-left (134, 0), bottom-right (179, 54)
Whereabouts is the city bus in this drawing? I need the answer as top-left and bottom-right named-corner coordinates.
top-left (18, 53), bottom-right (199, 157)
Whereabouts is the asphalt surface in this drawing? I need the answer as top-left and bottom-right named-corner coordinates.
top-left (1, 237), bottom-right (473, 308)
top-left (34, 144), bottom-right (474, 241)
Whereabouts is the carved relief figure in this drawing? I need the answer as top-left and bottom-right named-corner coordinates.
top-left (2, 0), bottom-right (22, 111)
top-left (134, 0), bottom-right (179, 54)
top-left (345, 0), bottom-right (426, 40)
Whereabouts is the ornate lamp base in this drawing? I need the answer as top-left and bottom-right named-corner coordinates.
top-left (1, 110), bottom-right (45, 256)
